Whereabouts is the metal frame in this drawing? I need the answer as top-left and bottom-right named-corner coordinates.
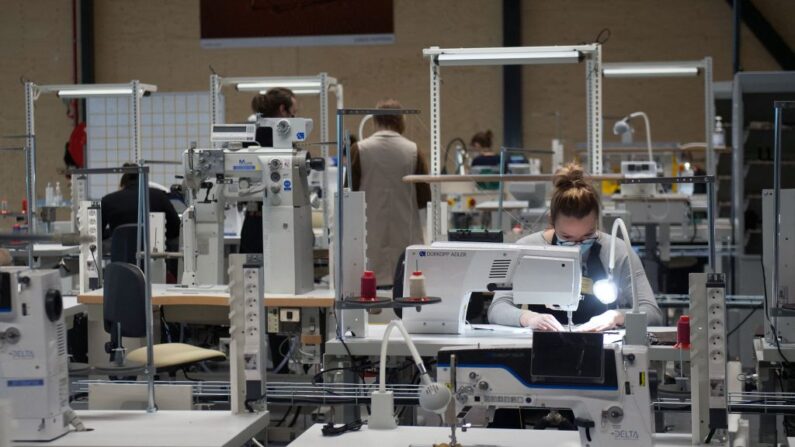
top-left (70, 164), bottom-right (156, 413)
top-left (771, 101), bottom-right (794, 343)
top-left (730, 72), bottom-right (795, 264)
top-left (209, 74), bottom-right (343, 247)
top-left (334, 108), bottom-right (421, 338)
top-left (0, 146), bottom-right (34, 267)
top-left (423, 45), bottom-right (603, 242)
top-left (602, 59), bottom-right (715, 176)
top-left (23, 81), bottom-right (156, 236)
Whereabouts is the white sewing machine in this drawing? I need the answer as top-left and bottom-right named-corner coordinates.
top-left (437, 332), bottom-right (653, 446)
top-left (401, 242), bottom-right (582, 334)
top-left (182, 118), bottom-right (323, 294)
top-left (0, 268), bottom-right (77, 441)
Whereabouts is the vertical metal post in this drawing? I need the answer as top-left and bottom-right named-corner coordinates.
top-left (429, 60), bottom-right (442, 241)
top-left (132, 80), bottom-right (142, 162)
top-left (772, 102), bottom-right (786, 333)
top-left (335, 112), bottom-right (345, 336)
top-left (138, 166), bottom-right (156, 413)
top-left (497, 148), bottom-right (506, 231)
top-left (733, 0), bottom-right (742, 74)
top-left (586, 46), bottom-right (603, 175)
top-left (707, 179), bottom-right (717, 272)
top-left (24, 146), bottom-right (34, 267)
top-left (24, 82), bottom-right (37, 233)
top-left (210, 74), bottom-right (221, 127)
top-left (320, 73), bottom-right (330, 247)
top-left (704, 58), bottom-right (715, 177)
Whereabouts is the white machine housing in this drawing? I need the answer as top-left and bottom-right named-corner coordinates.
top-left (402, 242), bottom-right (582, 334)
top-left (0, 268), bottom-right (71, 441)
top-left (438, 341), bottom-right (653, 446)
top-left (183, 117), bottom-right (317, 294)
top-left (620, 160), bottom-right (658, 197)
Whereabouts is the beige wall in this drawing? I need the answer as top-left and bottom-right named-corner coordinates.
top-left (1, 0), bottom-right (793, 225)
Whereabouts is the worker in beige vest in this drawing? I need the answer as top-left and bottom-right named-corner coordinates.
top-left (351, 99), bottom-right (431, 286)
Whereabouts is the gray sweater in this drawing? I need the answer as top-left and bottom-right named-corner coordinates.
top-left (487, 231), bottom-right (663, 327)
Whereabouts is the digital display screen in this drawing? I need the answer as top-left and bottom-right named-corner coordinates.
top-left (531, 332), bottom-right (604, 384)
top-left (215, 126), bottom-right (249, 133)
top-left (0, 272), bottom-right (12, 313)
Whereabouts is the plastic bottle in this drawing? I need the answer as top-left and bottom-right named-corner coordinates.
top-left (679, 162), bottom-right (694, 196)
top-left (360, 270), bottom-right (377, 301)
top-left (0, 199), bottom-right (7, 215)
top-left (674, 315), bottom-right (691, 350)
top-left (45, 182), bottom-right (54, 206)
top-left (712, 116), bottom-right (725, 148)
top-left (54, 182), bottom-right (62, 206)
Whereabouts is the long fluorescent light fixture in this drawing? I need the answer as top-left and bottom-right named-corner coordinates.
top-left (603, 66), bottom-right (700, 78)
top-left (436, 50), bottom-right (583, 66)
top-left (55, 84), bottom-right (157, 98)
top-left (259, 88), bottom-right (321, 95)
top-left (236, 80), bottom-right (322, 91)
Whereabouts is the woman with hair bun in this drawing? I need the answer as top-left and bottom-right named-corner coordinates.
top-left (488, 162), bottom-right (662, 332)
top-left (470, 130), bottom-right (499, 167)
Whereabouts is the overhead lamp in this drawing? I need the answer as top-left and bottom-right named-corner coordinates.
top-left (592, 218), bottom-right (637, 310)
top-left (436, 50), bottom-right (583, 66)
top-left (603, 66), bottom-right (699, 78)
top-left (258, 88), bottom-right (321, 95)
top-left (613, 111), bottom-right (653, 161)
top-left (236, 80), bottom-right (322, 91)
top-left (56, 86), bottom-right (154, 98)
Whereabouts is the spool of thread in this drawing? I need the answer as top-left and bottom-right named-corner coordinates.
top-left (409, 271), bottom-right (426, 298)
top-left (360, 270), bottom-right (377, 301)
top-left (674, 315), bottom-right (690, 350)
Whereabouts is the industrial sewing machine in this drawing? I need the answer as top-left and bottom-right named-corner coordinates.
top-left (401, 242), bottom-right (582, 334)
top-left (437, 332), bottom-right (653, 446)
top-left (0, 268), bottom-right (81, 441)
top-left (182, 117), bottom-right (324, 294)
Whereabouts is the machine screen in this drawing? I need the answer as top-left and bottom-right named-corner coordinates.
top-left (531, 332), bottom-right (604, 384)
top-left (0, 272), bottom-right (11, 313)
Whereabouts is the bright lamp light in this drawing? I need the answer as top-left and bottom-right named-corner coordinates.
top-left (56, 86), bottom-right (151, 98)
top-left (593, 277), bottom-right (618, 304)
top-left (236, 80), bottom-right (321, 91)
top-left (259, 88), bottom-right (321, 95)
top-left (437, 50), bottom-right (582, 66)
top-left (603, 66), bottom-right (699, 78)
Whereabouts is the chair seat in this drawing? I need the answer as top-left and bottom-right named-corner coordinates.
top-left (126, 343), bottom-right (226, 369)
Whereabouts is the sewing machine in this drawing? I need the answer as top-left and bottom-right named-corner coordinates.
top-left (437, 332), bottom-right (653, 446)
top-left (0, 268), bottom-right (76, 441)
top-left (182, 117), bottom-right (323, 294)
top-left (401, 242), bottom-right (582, 334)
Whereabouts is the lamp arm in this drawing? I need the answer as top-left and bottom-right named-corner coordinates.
top-left (609, 218), bottom-right (638, 313)
top-left (630, 111), bottom-right (653, 162)
top-left (358, 115), bottom-right (373, 140)
top-left (379, 320), bottom-right (429, 392)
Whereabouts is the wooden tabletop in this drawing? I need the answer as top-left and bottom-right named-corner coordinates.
top-left (403, 173), bottom-right (625, 183)
top-left (78, 283), bottom-right (335, 308)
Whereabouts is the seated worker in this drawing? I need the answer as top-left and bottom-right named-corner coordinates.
top-left (469, 130), bottom-right (499, 168)
top-left (101, 163), bottom-right (180, 257)
top-left (488, 162), bottom-right (662, 331)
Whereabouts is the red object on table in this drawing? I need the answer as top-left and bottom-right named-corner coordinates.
top-left (674, 315), bottom-right (690, 350)
top-left (21, 199), bottom-right (27, 214)
top-left (360, 270), bottom-right (377, 301)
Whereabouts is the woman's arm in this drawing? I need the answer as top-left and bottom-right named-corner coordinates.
top-left (487, 293), bottom-right (524, 327)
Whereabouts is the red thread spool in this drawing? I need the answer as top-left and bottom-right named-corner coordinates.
top-left (360, 270), bottom-right (377, 301)
top-left (674, 315), bottom-right (690, 350)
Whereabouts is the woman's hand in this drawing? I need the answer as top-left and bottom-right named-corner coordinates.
top-left (520, 311), bottom-right (565, 331)
top-left (576, 310), bottom-right (624, 332)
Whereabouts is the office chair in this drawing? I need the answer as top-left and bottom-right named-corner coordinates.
top-left (103, 262), bottom-right (225, 377)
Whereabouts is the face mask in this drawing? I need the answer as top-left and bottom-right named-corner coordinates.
top-left (556, 234), bottom-right (597, 257)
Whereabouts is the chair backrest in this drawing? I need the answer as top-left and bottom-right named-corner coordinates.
top-left (103, 262), bottom-right (146, 338)
top-left (110, 224), bottom-right (139, 265)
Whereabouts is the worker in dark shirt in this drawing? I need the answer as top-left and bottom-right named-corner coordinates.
top-left (100, 163), bottom-right (181, 253)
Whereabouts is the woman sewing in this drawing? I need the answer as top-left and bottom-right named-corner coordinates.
top-left (488, 162), bottom-right (663, 332)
